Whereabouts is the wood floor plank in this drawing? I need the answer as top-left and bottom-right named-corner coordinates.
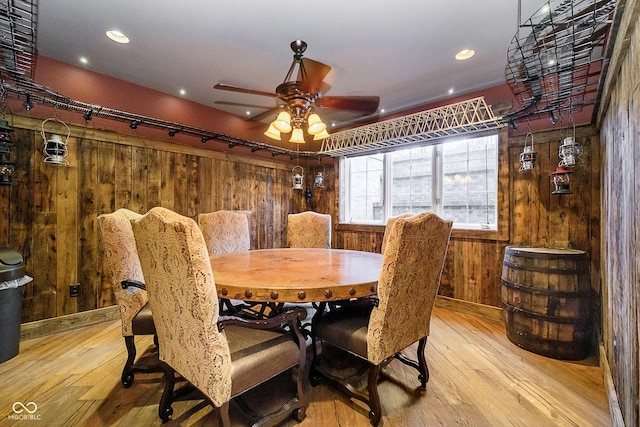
top-left (0, 307), bottom-right (611, 426)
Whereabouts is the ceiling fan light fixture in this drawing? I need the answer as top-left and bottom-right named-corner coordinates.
top-left (306, 113), bottom-right (326, 135)
top-left (273, 111), bottom-right (292, 133)
top-left (264, 123), bottom-right (281, 140)
top-left (289, 127), bottom-right (305, 144)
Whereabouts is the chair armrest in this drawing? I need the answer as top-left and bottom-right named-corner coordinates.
top-left (121, 279), bottom-right (146, 291)
top-left (217, 307), bottom-right (307, 333)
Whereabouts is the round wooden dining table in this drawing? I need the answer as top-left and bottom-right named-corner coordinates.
top-left (210, 248), bottom-right (383, 303)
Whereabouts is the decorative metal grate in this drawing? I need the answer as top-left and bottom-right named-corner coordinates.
top-left (505, 0), bottom-right (617, 123)
top-left (0, 0), bottom-right (37, 79)
top-left (320, 97), bottom-right (505, 157)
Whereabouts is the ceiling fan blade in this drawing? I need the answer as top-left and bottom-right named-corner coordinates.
top-left (298, 58), bottom-right (331, 93)
top-left (213, 83), bottom-right (276, 98)
top-left (316, 96), bottom-right (380, 114)
top-left (318, 108), bottom-right (380, 125)
top-left (248, 106), bottom-right (283, 122)
top-left (215, 100), bottom-right (272, 109)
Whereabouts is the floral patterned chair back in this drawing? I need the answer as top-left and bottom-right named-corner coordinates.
top-left (97, 208), bottom-right (146, 338)
top-left (287, 211), bottom-right (331, 249)
top-left (198, 210), bottom-right (250, 255)
top-left (132, 207), bottom-right (232, 407)
top-left (368, 212), bottom-right (453, 364)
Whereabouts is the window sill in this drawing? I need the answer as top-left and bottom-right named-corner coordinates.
top-left (336, 223), bottom-right (508, 242)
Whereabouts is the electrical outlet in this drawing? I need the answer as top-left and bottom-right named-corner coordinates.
top-left (69, 284), bottom-right (81, 297)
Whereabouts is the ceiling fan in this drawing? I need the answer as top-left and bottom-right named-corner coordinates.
top-left (214, 40), bottom-right (380, 142)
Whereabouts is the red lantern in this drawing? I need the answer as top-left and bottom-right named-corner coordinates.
top-left (550, 165), bottom-right (573, 195)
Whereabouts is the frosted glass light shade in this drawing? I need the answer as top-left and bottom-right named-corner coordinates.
top-left (307, 113), bottom-right (326, 135)
top-left (264, 123), bottom-right (281, 140)
top-left (273, 111), bottom-right (292, 133)
top-left (313, 128), bottom-right (330, 140)
top-left (289, 127), bottom-right (305, 143)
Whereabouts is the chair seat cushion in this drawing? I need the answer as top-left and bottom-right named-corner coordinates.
top-left (225, 325), bottom-right (300, 397)
top-left (131, 302), bottom-right (155, 335)
top-left (314, 304), bottom-right (373, 359)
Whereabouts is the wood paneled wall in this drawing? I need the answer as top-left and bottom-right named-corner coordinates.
top-left (335, 125), bottom-right (600, 310)
top-left (0, 116), bottom-right (334, 323)
top-left (598, 0), bottom-right (639, 423)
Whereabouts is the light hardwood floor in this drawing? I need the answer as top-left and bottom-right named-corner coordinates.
top-left (0, 307), bottom-right (611, 426)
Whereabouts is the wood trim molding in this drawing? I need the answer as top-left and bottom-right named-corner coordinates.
top-left (599, 344), bottom-right (625, 426)
top-left (20, 305), bottom-right (120, 341)
top-left (434, 295), bottom-right (504, 322)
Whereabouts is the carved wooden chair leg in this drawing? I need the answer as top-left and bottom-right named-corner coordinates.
top-left (159, 362), bottom-right (175, 423)
top-left (122, 336), bottom-right (137, 388)
top-left (367, 364), bottom-right (383, 426)
top-left (416, 337), bottom-right (429, 390)
top-left (309, 303), bottom-right (326, 386)
top-left (391, 337), bottom-right (429, 391)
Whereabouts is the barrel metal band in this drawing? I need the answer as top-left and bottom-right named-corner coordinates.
top-left (501, 277), bottom-right (593, 298)
top-left (502, 260), bottom-right (587, 275)
top-left (501, 302), bottom-right (593, 323)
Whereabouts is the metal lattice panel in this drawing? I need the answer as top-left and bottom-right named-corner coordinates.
top-left (320, 97), bottom-right (505, 157)
top-left (505, 0), bottom-right (616, 122)
top-left (0, 0), bottom-right (37, 79)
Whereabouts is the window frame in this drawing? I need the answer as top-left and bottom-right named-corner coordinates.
top-left (337, 128), bottom-right (509, 241)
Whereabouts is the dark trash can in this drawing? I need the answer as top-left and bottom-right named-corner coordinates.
top-left (0, 248), bottom-right (30, 363)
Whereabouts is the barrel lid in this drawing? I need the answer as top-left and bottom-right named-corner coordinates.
top-left (506, 246), bottom-right (586, 255)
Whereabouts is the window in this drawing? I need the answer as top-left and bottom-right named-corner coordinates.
top-left (340, 134), bottom-right (498, 229)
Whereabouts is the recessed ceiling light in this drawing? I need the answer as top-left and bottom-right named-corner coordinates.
top-left (79, 56), bottom-right (89, 65)
top-left (179, 89), bottom-right (186, 96)
top-left (455, 49), bottom-right (475, 60)
top-left (245, 111), bottom-right (251, 116)
top-left (106, 30), bottom-right (130, 44)
top-left (448, 88), bottom-right (454, 95)
top-left (380, 108), bottom-right (385, 114)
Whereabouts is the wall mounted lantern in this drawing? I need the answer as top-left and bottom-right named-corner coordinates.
top-left (41, 118), bottom-right (71, 166)
top-left (292, 165), bottom-right (304, 190)
top-left (519, 132), bottom-right (536, 171)
top-left (550, 165), bottom-right (573, 195)
top-left (558, 136), bottom-right (582, 167)
top-left (0, 118), bottom-right (14, 185)
top-left (314, 163), bottom-right (326, 188)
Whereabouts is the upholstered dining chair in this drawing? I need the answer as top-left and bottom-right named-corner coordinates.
top-left (198, 210), bottom-right (264, 316)
top-left (287, 211), bottom-right (332, 248)
top-left (197, 210), bottom-right (251, 255)
top-left (310, 212), bottom-right (453, 426)
top-left (97, 208), bottom-right (158, 388)
top-left (132, 207), bottom-right (308, 426)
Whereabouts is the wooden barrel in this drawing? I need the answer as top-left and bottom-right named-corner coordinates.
top-left (501, 246), bottom-right (592, 360)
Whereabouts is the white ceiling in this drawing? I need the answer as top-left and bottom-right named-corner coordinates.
top-left (36, 0), bottom-right (544, 128)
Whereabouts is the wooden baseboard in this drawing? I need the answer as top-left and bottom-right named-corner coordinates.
top-left (599, 344), bottom-right (625, 426)
top-left (435, 296), bottom-right (504, 322)
top-left (20, 306), bottom-right (120, 341)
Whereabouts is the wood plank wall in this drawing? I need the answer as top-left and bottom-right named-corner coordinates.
top-left (0, 116), bottom-right (600, 339)
top-left (334, 125), bottom-right (601, 311)
top-left (0, 116), bottom-right (334, 323)
top-left (599, 0), bottom-right (640, 423)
